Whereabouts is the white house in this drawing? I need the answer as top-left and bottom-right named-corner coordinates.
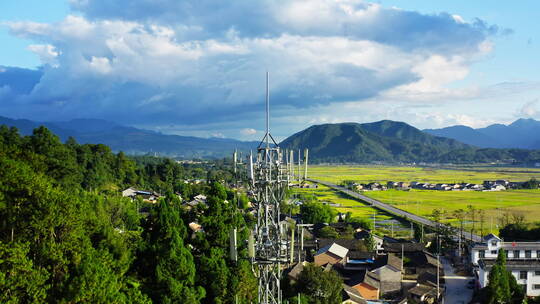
top-left (471, 234), bottom-right (540, 266)
top-left (472, 234), bottom-right (540, 297)
top-left (478, 260), bottom-right (540, 297)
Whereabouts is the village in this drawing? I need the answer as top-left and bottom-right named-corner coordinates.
top-left (343, 179), bottom-right (539, 192)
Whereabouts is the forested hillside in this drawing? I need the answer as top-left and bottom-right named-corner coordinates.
top-left (0, 125), bottom-right (256, 303)
top-left (280, 121), bottom-right (540, 164)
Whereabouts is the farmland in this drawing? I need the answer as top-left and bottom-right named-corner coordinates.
top-left (304, 165), bottom-right (540, 233)
top-left (308, 165), bottom-right (540, 184)
top-left (292, 184), bottom-right (411, 237)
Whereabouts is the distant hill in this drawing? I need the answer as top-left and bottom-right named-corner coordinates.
top-left (0, 116), bottom-right (256, 159)
top-left (280, 120), bottom-right (540, 164)
top-left (424, 118), bottom-right (540, 149)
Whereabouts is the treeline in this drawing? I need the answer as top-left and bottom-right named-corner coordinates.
top-left (0, 125), bottom-right (255, 303)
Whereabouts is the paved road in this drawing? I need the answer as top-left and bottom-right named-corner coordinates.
top-left (308, 178), bottom-right (482, 242)
top-left (442, 257), bottom-right (473, 304)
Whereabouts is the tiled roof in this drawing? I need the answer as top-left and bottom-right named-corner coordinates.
top-left (408, 284), bottom-right (437, 297)
top-left (347, 270), bottom-right (380, 289)
top-left (342, 284), bottom-right (367, 304)
top-left (479, 259), bottom-right (540, 270)
top-left (373, 254), bottom-right (402, 272)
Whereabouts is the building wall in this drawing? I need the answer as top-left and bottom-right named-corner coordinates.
top-left (314, 252), bottom-right (342, 266)
top-left (479, 268), bottom-right (540, 297)
top-left (472, 248), bottom-right (540, 265)
top-left (373, 267), bottom-right (401, 294)
top-left (354, 283), bottom-right (379, 300)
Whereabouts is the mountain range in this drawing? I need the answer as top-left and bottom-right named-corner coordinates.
top-left (0, 116), bottom-right (256, 159)
top-left (280, 120), bottom-right (540, 164)
top-left (424, 118), bottom-right (540, 149)
top-left (2, 115), bottom-right (540, 164)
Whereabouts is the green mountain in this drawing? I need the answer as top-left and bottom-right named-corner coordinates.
top-left (280, 121), bottom-right (540, 164)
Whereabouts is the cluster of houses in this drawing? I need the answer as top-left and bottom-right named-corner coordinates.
top-left (471, 233), bottom-right (540, 298)
top-left (285, 223), bottom-right (445, 304)
top-left (346, 179), bottom-right (529, 192)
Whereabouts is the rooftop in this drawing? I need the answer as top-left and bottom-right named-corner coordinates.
top-left (373, 254), bottom-right (402, 272)
top-left (479, 259), bottom-right (540, 270)
top-left (316, 242), bottom-right (349, 259)
top-left (342, 284), bottom-right (367, 304)
top-left (347, 270), bottom-right (380, 289)
top-left (408, 284), bottom-right (437, 297)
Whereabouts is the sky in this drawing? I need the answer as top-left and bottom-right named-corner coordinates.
top-left (1, 0), bottom-right (539, 141)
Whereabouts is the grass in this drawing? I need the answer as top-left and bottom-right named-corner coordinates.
top-left (308, 165), bottom-right (540, 185)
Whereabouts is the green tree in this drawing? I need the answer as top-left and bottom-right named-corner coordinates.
top-left (300, 202), bottom-right (336, 224)
top-left (318, 226), bottom-right (339, 238)
top-left (139, 198), bottom-right (204, 303)
top-left (296, 263), bottom-right (343, 304)
top-left (0, 242), bottom-right (49, 304)
top-left (364, 233), bottom-right (376, 252)
top-left (486, 250), bottom-right (524, 304)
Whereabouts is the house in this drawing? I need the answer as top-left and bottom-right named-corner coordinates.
top-left (407, 284), bottom-right (437, 304)
top-left (382, 241), bottom-right (426, 255)
top-left (284, 262), bottom-right (305, 282)
top-left (188, 222), bottom-right (204, 233)
top-left (346, 270), bottom-right (381, 300)
top-left (314, 243), bottom-right (349, 266)
top-left (408, 251), bottom-right (443, 277)
top-left (122, 187), bottom-right (161, 202)
top-left (472, 233), bottom-right (540, 297)
top-left (354, 230), bottom-right (384, 254)
top-left (478, 259), bottom-right (540, 297)
top-left (397, 182), bottom-right (410, 189)
top-left (341, 284), bottom-right (368, 304)
top-left (372, 254), bottom-right (403, 295)
top-left (193, 194), bottom-right (207, 202)
top-left (470, 233), bottom-right (540, 265)
top-left (417, 269), bottom-right (444, 288)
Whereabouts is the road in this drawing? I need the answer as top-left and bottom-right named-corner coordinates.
top-left (442, 257), bottom-right (473, 304)
top-left (307, 178), bottom-right (482, 242)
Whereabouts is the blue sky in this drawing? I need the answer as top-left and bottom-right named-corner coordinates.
top-left (1, 0), bottom-right (539, 140)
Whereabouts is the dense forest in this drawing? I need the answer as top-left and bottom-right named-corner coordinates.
top-left (0, 125), bottom-right (257, 303)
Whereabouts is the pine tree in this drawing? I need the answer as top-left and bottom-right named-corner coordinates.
top-left (140, 198), bottom-right (204, 303)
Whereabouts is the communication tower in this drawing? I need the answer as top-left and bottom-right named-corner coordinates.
top-left (247, 72), bottom-right (289, 304)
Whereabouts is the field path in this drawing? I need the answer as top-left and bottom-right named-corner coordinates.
top-left (308, 178), bottom-right (482, 242)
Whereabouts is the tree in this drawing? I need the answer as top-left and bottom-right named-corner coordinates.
top-left (467, 205), bottom-right (476, 239)
top-left (364, 233), bottom-right (376, 252)
top-left (139, 198), bottom-right (204, 303)
top-left (478, 209), bottom-right (486, 237)
top-left (300, 202), bottom-right (336, 224)
top-left (453, 209), bottom-right (466, 255)
top-left (486, 250), bottom-right (524, 304)
top-left (318, 226), bottom-right (339, 238)
top-left (296, 263), bottom-right (343, 304)
top-left (0, 242), bottom-right (49, 304)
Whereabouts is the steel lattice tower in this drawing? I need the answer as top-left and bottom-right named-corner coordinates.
top-left (248, 72), bottom-right (288, 304)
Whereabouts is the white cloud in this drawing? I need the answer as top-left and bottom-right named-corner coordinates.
top-left (240, 128), bottom-right (257, 136)
top-left (520, 100), bottom-right (539, 117)
top-left (1, 0), bottom-right (504, 138)
top-left (27, 44), bottom-right (60, 67)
